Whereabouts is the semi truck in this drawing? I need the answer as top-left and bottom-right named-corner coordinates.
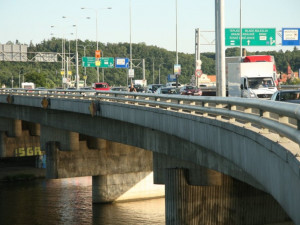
top-left (227, 55), bottom-right (278, 99)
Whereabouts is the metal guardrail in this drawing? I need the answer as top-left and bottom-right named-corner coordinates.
top-left (1, 88), bottom-right (300, 153)
top-left (279, 84), bottom-right (300, 90)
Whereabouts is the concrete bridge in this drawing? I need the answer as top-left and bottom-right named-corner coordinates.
top-left (0, 88), bottom-right (299, 225)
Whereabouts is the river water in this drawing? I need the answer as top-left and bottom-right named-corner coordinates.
top-left (0, 177), bottom-right (165, 225)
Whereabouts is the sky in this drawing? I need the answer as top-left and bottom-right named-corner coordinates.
top-left (0, 0), bottom-right (300, 54)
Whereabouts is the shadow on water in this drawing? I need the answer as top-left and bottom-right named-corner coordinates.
top-left (0, 177), bottom-right (165, 225)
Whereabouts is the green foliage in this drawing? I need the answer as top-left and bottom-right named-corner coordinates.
top-left (1, 39), bottom-right (300, 88)
top-left (284, 77), bottom-right (300, 85)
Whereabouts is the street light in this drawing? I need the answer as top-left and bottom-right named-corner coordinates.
top-left (175, 0), bottom-right (179, 88)
top-left (78, 44), bottom-right (94, 86)
top-left (81, 7), bottom-right (112, 82)
top-left (158, 62), bottom-right (165, 84)
top-left (240, 0), bottom-right (242, 58)
top-left (73, 24), bottom-right (79, 89)
top-left (152, 57), bottom-right (155, 84)
top-left (50, 26), bottom-right (66, 87)
top-left (62, 16), bottom-right (80, 89)
top-left (129, 0), bottom-right (132, 85)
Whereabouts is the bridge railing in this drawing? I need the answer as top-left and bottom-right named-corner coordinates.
top-left (1, 88), bottom-right (300, 153)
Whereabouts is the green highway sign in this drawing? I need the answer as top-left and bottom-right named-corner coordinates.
top-left (100, 57), bottom-right (114, 68)
top-left (82, 57), bottom-right (114, 68)
top-left (82, 57), bottom-right (97, 67)
top-left (225, 28), bottom-right (276, 46)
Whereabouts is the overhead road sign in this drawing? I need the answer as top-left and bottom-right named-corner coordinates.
top-left (115, 58), bottom-right (129, 68)
top-left (82, 57), bottom-right (114, 68)
top-left (225, 28), bottom-right (276, 46)
top-left (100, 57), bottom-right (114, 68)
top-left (82, 57), bottom-right (97, 67)
top-left (282, 28), bottom-right (300, 46)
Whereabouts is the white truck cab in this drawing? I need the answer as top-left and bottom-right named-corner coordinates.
top-left (228, 61), bottom-right (277, 99)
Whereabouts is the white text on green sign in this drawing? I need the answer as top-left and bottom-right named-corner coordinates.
top-left (82, 57), bottom-right (114, 68)
top-left (225, 28), bottom-right (276, 46)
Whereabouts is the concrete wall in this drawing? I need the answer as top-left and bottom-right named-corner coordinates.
top-left (0, 119), bottom-right (41, 157)
top-left (165, 168), bottom-right (291, 225)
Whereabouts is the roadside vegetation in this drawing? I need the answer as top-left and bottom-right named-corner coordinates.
top-left (0, 39), bottom-right (300, 87)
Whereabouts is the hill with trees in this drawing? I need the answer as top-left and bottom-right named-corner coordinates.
top-left (0, 38), bottom-right (300, 88)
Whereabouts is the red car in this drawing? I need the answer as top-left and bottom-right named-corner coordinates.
top-left (93, 82), bottom-right (110, 91)
top-left (180, 85), bottom-right (202, 96)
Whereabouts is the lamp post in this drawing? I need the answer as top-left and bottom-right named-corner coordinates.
top-left (78, 44), bottom-right (93, 86)
top-left (240, 0), bottom-right (242, 58)
top-left (11, 75), bottom-right (14, 88)
top-left (175, 0), bottom-right (179, 88)
top-left (73, 25), bottom-right (79, 89)
top-left (61, 16), bottom-right (80, 89)
top-left (81, 7), bottom-right (112, 82)
top-left (152, 57), bottom-right (155, 84)
top-left (158, 62), bottom-right (165, 84)
top-left (129, 0), bottom-right (132, 85)
top-left (51, 25), bottom-right (66, 87)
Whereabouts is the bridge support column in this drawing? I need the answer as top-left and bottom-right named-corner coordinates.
top-left (26, 122), bottom-right (40, 136)
top-left (0, 132), bottom-right (6, 157)
top-left (92, 171), bottom-right (163, 203)
top-left (165, 168), bottom-right (291, 225)
top-left (41, 126), bottom-right (79, 151)
top-left (86, 136), bottom-right (106, 150)
top-left (0, 118), bottom-right (22, 137)
top-left (46, 141), bottom-right (59, 178)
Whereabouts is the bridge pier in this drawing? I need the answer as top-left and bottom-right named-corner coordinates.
top-left (41, 125), bottom-right (79, 151)
top-left (0, 132), bottom-right (5, 157)
top-left (92, 171), bottom-right (163, 203)
top-left (165, 168), bottom-right (291, 225)
top-left (0, 119), bottom-right (41, 157)
top-left (43, 130), bottom-right (164, 203)
top-left (0, 118), bottom-right (22, 137)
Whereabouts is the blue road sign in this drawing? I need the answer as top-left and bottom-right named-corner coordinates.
top-left (115, 58), bottom-right (129, 68)
top-left (282, 28), bottom-right (300, 46)
top-left (167, 74), bottom-right (176, 82)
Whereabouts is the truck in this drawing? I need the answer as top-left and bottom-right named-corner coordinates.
top-left (133, 79), bottom-right (147, 87)
top-left (21, 82), bottom-right (35, 89)
top-left (227, 55), bottom-right (278, 99)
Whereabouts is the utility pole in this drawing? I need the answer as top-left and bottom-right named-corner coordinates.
top-left (195, 28), bottom-right (201, 87)
top-left (152, 58), bottom-right (155, 83)
top-left (215, 0), bottom-right (226, 97)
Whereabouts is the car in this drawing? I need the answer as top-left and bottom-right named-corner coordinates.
top-left (147, 84), bottom-right (164, 93)
top-left (180, 85), bottom-right (202, 96)
top-left (166, 82), bottom-right (182, 87)
top-left (271, 90), bottom-right (300, 104)
top-left (156, 86), bottom-right (180, 95)
top-left (110, 87), bottom-right (128, 92)
top-left (93, 82), bottom-right (110, 91)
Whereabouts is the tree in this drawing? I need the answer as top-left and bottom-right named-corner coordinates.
top-left (24, 71), bottom-right (47, 87)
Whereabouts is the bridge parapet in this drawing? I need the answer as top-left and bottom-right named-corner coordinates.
top-left (1, 88), bottom-right (299, 151)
